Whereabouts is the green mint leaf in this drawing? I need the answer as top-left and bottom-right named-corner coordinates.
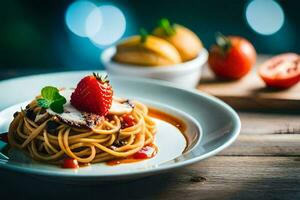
top-left (57, 96), bottom-right (67, 106)
top-left (41, 86), bottom-right (59, 101)
top-left (53, 92), bottom-right (67, 104)
top-left (50, 100), bottom-right (65, 113)
top-left (37, 98), bottom-right (51, 108)
top-left (38, 86), bottom-right (67, 113)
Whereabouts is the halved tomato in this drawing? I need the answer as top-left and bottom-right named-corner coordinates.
top-left (258, 53), bottom-right (300, 89)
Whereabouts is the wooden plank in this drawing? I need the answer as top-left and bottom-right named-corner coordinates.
top-left (1, 156), bottom-right (299, 199)
top-left (215, 96), bottom-right (300, 110)
top-left (219, 134), bottom-right (300, 156)
top-left (169, 156), bottom-right (300, 200)
top-left (217, 112), bottom-right (300, 156)
top-left (198, 56), bottom-right (300, 111)
top-left (239, 112), bottom-right (300, 135)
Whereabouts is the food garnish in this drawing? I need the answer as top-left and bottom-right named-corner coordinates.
top-left (37, 86), bottom-right (67, 113)
top-left (71, 73), bottom-right (113, 116)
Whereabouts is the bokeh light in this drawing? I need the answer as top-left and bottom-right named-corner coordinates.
top-left (245, 0), bottom-right (285, 35)
top-left (85, 6), bottom-right (102, 37)
top-left (63, 1), bottom-right (129, 69)
top-left (90, 5), bottom-right (126, 46)
top-left (65, 1), bottom-right (102, 37)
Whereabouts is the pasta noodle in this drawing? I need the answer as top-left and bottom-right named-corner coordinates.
top-left (8, 99), bottom-right (157, 165)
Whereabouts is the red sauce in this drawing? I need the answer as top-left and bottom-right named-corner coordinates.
top-left (106, 143), bottom-right (158, 166)
top-left (148, 108), bottom-right (186, 133)
top-left (149, 108), bottom-right (189, 150)
top-left (106, 108), bottom-right (187, 166)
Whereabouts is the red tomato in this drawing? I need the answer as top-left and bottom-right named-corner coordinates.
top-left (133, 151), bottom-right (148, 159)
top-left (62, 158), bottom-right (79, 169)
top-left (121, 114), bottom-right (136, 129)
top-left (208, 33), bottom-right (256, 79)
top-left (133, 146), bottom-right (155, 159)
top-left (258, 53), bottom-right (300, 89)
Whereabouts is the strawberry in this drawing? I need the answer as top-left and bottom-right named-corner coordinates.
top-left (71, 73), bottom-right (113, 116)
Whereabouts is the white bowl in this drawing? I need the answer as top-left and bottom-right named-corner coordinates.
top-left (101, 47), bottom-right (208, 88)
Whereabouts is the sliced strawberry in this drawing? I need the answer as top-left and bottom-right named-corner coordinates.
top-left (71, 73), bottom-right (113, 116)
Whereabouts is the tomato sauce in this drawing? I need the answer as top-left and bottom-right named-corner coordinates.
top-left (106, 108), bottom-right (187, 166)
top-left (106, 143), bottom-right (158, 166)
top-left (148, 108), bottom-right (186, 133)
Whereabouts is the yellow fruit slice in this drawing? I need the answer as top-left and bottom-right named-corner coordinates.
top-left (113, 35), bottom-right (181, 66)
top-left (153, 24), bottom-right (203, 62)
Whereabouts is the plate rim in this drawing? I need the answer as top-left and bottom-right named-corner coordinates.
top-left (0, 71), bottom-right (241, 178)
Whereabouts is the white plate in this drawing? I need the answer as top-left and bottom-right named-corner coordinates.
top-left (0, 71), bottom-right (240, 181)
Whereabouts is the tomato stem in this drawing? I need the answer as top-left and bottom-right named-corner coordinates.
top-left (215, 32), bottom-right (231, 55)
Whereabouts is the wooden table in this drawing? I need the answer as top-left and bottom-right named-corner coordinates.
top-left (1, 62), bottom-right (300, 199)
top-left (1, 111), bottom-right (299, 199)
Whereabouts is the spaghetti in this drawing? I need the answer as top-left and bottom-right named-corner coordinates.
top-left (8, 99), bottom-right (157, 166)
